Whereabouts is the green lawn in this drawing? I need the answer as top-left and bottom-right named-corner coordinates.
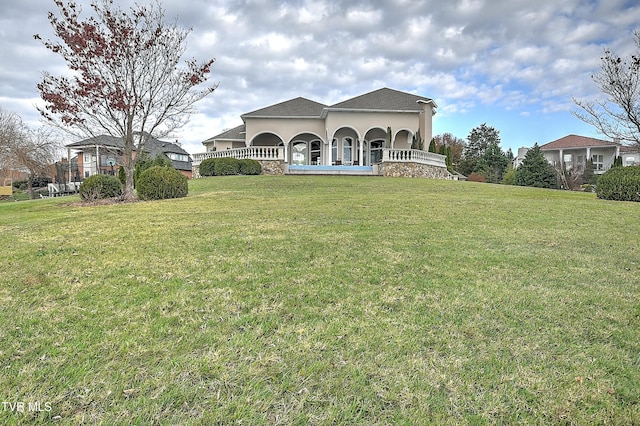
top-left (1, 176), bottom-right (638, 424)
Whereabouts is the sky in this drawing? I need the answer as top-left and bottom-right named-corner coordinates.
top-left (1, 0), bottom-right (639, 156)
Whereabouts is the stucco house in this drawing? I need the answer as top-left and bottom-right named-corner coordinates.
top-left (66, 134), bottom-right (193, 180)
top-left (193, 88), bottom-right (451, 178)
top-left (539, 134), bottom-right (640, 174)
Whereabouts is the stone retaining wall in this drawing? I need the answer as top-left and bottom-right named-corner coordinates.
top-left (193, 160), bottom-right (450, 179)
top-left (258, 160), bottom-right (285, 175)
top-left (378, 162), bottom-right (452, 179)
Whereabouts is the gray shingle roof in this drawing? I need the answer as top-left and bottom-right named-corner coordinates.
top-left (203, 124), bottom-right (246, 143)
top-left (242, 97), bottom-right (327, 118)
top-left (330, 87), bottom-right (434, 111)
top-left (67, 133), bottom-right (192, 171)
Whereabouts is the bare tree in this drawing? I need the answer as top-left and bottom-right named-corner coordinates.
top-left (0, 107), bottom-right (61, 199)
top-left (35, 0), bottom-right (217, 200)
top-left (573, 31), bottom-right (640, 147)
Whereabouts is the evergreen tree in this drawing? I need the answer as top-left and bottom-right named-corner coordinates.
top-left (515, 143), bottom-right (558, 188)
top-left (464, 123), bottom-right (500, 159)
top-left (582, 158), bottom-right (597, 185)
top-left (612, 155), bottom-right (623, 168)
top-left (501, 164), bottom-right (517, 185)
top-left (475, 141), bottom-right (509, 183)
top-left (428, 138), bottom-right (436, 153)
top-left (459, 123), bottom-right (502, 177)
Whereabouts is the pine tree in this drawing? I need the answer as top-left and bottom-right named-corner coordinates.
top-left (582, 158), bottom-right (597, 185)
top-left (515, 143), bottom-right (558, 188)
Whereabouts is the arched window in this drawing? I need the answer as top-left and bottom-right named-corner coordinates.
top-left (291, 141), bottom-right (307, 165)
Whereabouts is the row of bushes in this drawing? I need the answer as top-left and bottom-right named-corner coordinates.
top-left (79, 165), bottom-right (187, 201)
top-left (199, 158), bottom-right (262, 176)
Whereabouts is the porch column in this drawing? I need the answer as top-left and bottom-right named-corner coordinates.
top-left (359, 138), bottom-right (364, 166)
top-left (95, 145), bottom-right (100, 175)
top-left (559, 149), bottom-right (563, 168)
top-left (586, 147), bottom-right (591, 161)
top-left (284, 142), bottom-right (288, 163)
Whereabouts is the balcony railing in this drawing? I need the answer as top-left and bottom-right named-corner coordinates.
top-left (192, 147), bottom-right (284, 165)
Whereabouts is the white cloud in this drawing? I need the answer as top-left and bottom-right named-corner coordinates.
top-left (1, 0), bottom-right (638, 153)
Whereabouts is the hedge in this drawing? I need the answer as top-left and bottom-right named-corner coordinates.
top-left (239, 159), bottom-right (262, 175)
top-left (199, 158), bottom-right (216, 177)
top-left (596, 166), bottom-right (640, 202)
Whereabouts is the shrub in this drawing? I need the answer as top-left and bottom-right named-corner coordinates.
top-left (13, 179), bottom-right (27, 190)
top-left (596, 166), bottom-right (640, 202)
top-left (134, 154), bottom-right (171, 187)
top-left (117, 166), bottom-right (126, 186)
top-left (79, 174), bottom-right (122, 201)
top-left (214, 157), bottom-right (240, 176)
top-left (136, 166), bottom-right (188, 200)
top-left (199, 158), bottom-right (216, 177)
top-left (467, 172), bottom-right (486, 183)
top-left (239, 159), bottom-right (262, 175)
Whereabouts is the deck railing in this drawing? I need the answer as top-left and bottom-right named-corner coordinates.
top-left (192, 147), bottom-right (447, 169)
top-left (383, 149), bottom-right (447, 168)
top-left (192, 147), bottom-right (284, 165)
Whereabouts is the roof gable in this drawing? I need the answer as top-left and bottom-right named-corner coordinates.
top-left (242, 97), bottom-right (327, 118)
top-left (540, 134), bottom-right (620, 150)
top-left (330, 87), bottom-right (434, 112)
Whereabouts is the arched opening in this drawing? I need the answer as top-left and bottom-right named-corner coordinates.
top-left (251, 132), bottom-right (284, 147)
top-left (289, 133), bottom-right (324, 165)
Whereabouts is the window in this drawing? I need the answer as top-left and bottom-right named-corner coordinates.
top-left (370, 140), bottom-right (384, 165)
top-left (343, 137), bottom-right (353, 165)
top-left (563, 153), bottom-right (573, 169)
top-left (168, 153), bottom-right (189, 162)
top-left (624, 156), bottom-right (637, 166)
top-left (310, 141), bottom-right (321, 165)
top-left (292, 141), bottom-right (307, 165)
top-left (592, 154), bottom-right (604, 171)
top-left (84, 154), bottom-right (92, 163)
top-left (332, 139), bottom-right (338, 164)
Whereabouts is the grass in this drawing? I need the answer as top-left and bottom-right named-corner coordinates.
top-left (0, 176), bottom-right (638, 424)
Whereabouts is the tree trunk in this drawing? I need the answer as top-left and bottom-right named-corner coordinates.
top-left (27, 174), bottom-right (35, 200)
top-left (122, 118), bottom-right (137, 201)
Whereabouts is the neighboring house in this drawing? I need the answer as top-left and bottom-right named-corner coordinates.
top-left (66, 134), bottom-right (193, 180)
top-left (539, 134), bottom-right (640, 174)
top-left (512, 147), bottom-right (529, 169)
top-left (194, 87), bottom-right (451, 178)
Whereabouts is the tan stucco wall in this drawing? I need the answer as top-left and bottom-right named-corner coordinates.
top-left (325, 111), bottom-right (421, 142)
top-left (245, 118), bottom-right (325, 145)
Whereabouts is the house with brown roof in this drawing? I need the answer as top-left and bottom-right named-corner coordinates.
top-left (193, 88), bottom-right (452, 178)
top-left (539, 134), bottom-right (639, 174)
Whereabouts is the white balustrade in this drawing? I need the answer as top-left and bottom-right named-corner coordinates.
top-left (382, 149), bottom-right (447, 168)
top-left (192, 147), bottom-right (285, 165)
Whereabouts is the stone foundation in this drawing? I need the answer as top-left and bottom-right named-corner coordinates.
top-left (193, 160), bottom-right (451, 179)
top-left (378, 162), bottom-right (452, 179)
top-left (258, 160), bottom-right (285, 175)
